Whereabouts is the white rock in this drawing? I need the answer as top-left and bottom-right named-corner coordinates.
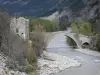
top-left (37, 51), bottom-right (81, 75)
top-left (0, 54), bottom-right (27, 75)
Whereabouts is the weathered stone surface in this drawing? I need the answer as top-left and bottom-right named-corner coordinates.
top-left (10, 17), bottom-right (29, 40)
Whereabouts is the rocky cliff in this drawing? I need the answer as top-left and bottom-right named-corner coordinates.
top-left (59, 0), bottom-right (100, 21)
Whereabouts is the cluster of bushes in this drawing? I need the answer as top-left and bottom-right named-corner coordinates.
top-left (29, 18), bottom-right (57, 32)
top-left (71, 21), bottom-right (94, 36)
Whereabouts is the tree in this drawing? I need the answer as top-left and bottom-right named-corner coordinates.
top-left (71, 23), bottom-right (79, 33)
top-left (30, 24), bottom-right (47, 57)
top-left (29, 18), bottom-right (57, 32)
top-left (95, 34), bottom-right (100, 51)
top-left (71, 21), bottom-right (93, 36)
top-left (79, 22), bottom-right (93, 36)
top-left (0, 11), bottom-right (11, 55)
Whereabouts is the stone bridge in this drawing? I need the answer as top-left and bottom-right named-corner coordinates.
top-left (46, 30), bottom-right (91, 49)
top-left (65, 32), bottom-right (91, 48)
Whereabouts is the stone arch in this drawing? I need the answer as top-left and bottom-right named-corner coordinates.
top-left (66, 36), bottom-right (77, 48)
top-left (82, 42), bottom-right (90, 49)
top-left (83, 42), bottom-right (90, 45)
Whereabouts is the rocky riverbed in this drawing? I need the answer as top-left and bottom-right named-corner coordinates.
top-left (37, 51), bottom-right (81, 75)
top-left (0, 54), bottom-right (27, 75)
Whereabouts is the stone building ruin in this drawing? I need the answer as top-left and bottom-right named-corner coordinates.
top-left (0, 16), bottom-right (29, 64)
top-left (10, 17), bottom-right (29, 40)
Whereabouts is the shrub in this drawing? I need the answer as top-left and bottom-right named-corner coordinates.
top-left (95, 34), bottom-right (100, 51)
top-left (23, 64), bottom-right (34, 73)
top-left (27, 40), bottom-right (37, 64)
top-left (17, 63), bottom-right (37, 73)
top-left (28, 72), bottom-right (37, 75)
top-left (30, 25), bottom-right (47, 57)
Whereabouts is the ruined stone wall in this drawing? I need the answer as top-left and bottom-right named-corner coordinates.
top-left (1, 16), bottom-right (29, 64)
top-left (10, 17), bottom-right (29, 40)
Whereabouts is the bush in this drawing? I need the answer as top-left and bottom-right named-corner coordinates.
top-left (17, 63), bottom-right (37, 73)
top-left (23, 64), bottom-right (35, 73)
top-left (95, 34), bottom-right (100, 51)
top-left (27, 40), bottom-right (37, 64)
top-left (30, 25), bottom-right (47, 57)
top-left (28, 72), bottom-right (37, 75)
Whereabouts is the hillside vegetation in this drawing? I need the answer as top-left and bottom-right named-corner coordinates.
top-left (71, 21), bottom-right (94, 36)
top-left (29, 18), bottom-right (57, 32)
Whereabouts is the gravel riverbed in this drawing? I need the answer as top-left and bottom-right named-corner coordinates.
top-left (37, 51), bottom-right (81, 75)
top-left (0, 54), bottom-right (27, 75)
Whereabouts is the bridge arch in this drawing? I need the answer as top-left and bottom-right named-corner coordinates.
top-left (83, 42), bottom-right (90, 45)
top-left (66, 36), bottom-right (78, 48)
top-left (65, 32), bottom-right (91, 49)
top-left (82, 42), bottom-right (90, 49)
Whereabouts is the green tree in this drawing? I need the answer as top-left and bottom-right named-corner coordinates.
top-left (79, 22), bottom-right (93, 36)
top-left (71, 23), bottom-right (79, 33)
top-left (95, 34), bottom-right (100, 51)
top-left (71, 21), bottom-right (93, 36)
top-left (27, 40), bottom-right (37, 64)
top-left (29, 18), bottom-right (57, 32)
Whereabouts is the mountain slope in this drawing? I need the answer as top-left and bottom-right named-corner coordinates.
top-left (0, 0), bottom-right (86, 17)
top-left (1, 0), bottom-right (98, 19)
top-left (0, 0), bottom-right (58, 17)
